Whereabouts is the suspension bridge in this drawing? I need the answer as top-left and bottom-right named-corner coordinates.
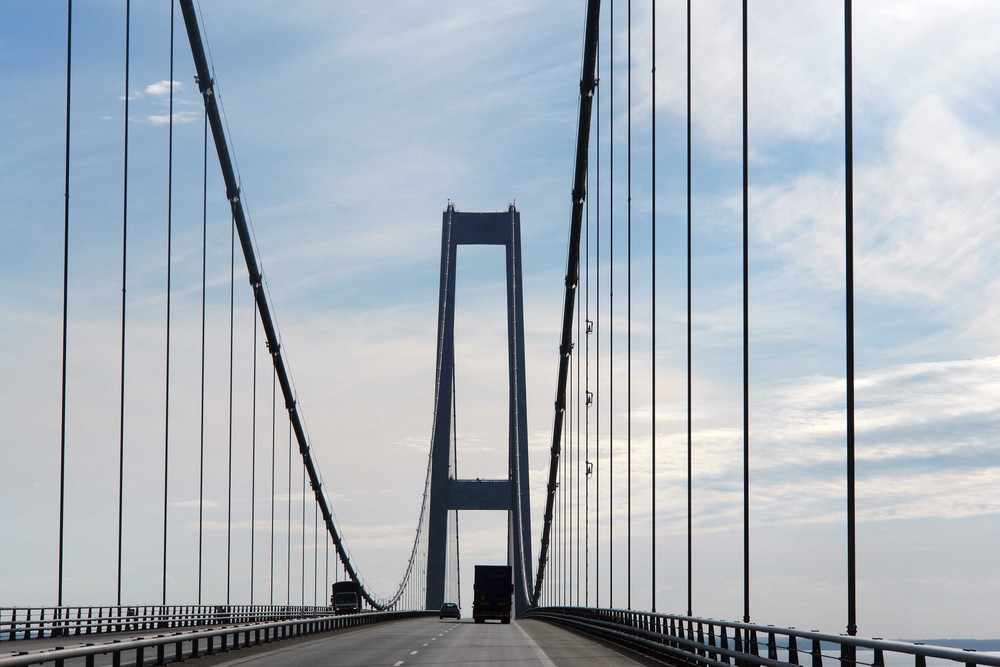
top-left (2, 1), bottom-right (999, 665)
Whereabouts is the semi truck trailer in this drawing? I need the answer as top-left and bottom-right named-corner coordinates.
top-left (472, 565), bottom-right (512, 624)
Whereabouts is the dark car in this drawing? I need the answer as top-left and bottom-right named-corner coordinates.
top-left (439, 602), bottom-right (461, 619)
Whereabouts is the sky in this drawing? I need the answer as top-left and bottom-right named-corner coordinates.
top-left (1, 0), bottom-right (999, 642)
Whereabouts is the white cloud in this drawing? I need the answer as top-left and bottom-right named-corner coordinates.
top-left (146, 80), bottom-right (182, 96)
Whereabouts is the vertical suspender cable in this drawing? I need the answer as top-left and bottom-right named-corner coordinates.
top-left (594, 33), bottom-right (601, 610)
top-left (227, 214), bottom-right (235, 605)
top-left (626, 0), bottom-right (633, 611)
top-left (650, 0), bottom-right (657, 615)
top-left (250, 298), bottom-right (258, 603)
top-left (451, 370), bottom-right (462, 609)
top-left (162, 0), bottom-right (175, 606)
top-left (287, 420), bottom-right (292, 605)
top-left (313, 499), bottom-right (319, 606)
top-left (301, 464), bottom-right (306, 605)
top-left (576, 298), bottom-right (581, 604)
top-left (742, 0), bottom-right (751, 625)
top-left (270, 368), bottom-right (276, 605)
top-left (584, 195), bottom-right (589, 608)
top-left (608, 0), bottom-right (615, 610)
top-left (57, 0), bottom-right (73, 611)
top-left (844, 0), bottom-right (858, 639)
top-left (197, 70), bottom-right (207, 607)
top-left (686, 0), bottom-right (694, 619)
top-left (117, 0), bottom-right (131, 608)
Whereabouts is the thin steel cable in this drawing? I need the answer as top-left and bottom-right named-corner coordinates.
top-left (301, 463), bottom-right (306, 605)
top-left (227, 213), bottom-right (235, 605)
top-left (117, 0), bottom-right (131, 608)
top-left (742, 0), bottom-right (751, 625)
top-left (161, 0), bottom-right (175, 606)
top-left (287, 420), bottom-right (292, 605)
top-left (626, 0), bottom-right (633, 611)
top-left (250, 297), bottom-right (258, 603)
top-left (270, 367), bottom-right (276, 605)
top-left (686, 0), bottom-right (693, 619)
top-left (650, 0), bottom-right (657, 615)
top-left (57, 0), bottom-right (73, 610)
top-left (608, 0), bottom-right (615, 609)
top-left (585, 127), bottom-right (591, 608)
top-left (576, 276), bottom-right (581, 605)
top-left (197, 75), bottom-right (207, 607)
top-left (313, 497), bottom-right (318, 606)
top-left (844, 0), bottom-right (858, 638)
top-left (594, 26), bottom-right (601, 610)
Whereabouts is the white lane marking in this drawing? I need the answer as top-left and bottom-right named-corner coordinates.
top-left (422, 643), bottom-right (428, 647)
top-left (410, 650), bottom-right (419, 655)
top-left (514, 622), bottom-right (558, 667)
top-left (393, 662), bottom-right (405, 667)
top-left (430, 637), bottom-right (437, 641)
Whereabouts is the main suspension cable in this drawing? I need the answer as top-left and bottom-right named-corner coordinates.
top-left (531, 0), bottom-right (600, 605)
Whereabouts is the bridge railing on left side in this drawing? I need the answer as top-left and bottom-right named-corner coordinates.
top-left (0, 605), bottom-right (337, 641)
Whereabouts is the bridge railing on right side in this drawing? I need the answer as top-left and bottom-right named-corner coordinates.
top-left (523, 607), bottom-right (1000, 667)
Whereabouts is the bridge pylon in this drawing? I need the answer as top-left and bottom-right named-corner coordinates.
top-left (425, 204), bottom-right (533, 616)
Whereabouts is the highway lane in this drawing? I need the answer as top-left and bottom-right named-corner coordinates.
top-left (196, 617), bottom-right (657, 666)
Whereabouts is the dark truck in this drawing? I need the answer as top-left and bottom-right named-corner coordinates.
top-left (330, 580), bottom-right (362, 615)
top-left (472, 565), bottom-right (512, 624)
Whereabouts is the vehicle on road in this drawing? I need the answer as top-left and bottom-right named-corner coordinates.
top-left (439, 602), bottom-right (461, 619)
top-left (331, 580), bottom-right (362, 615)
top-left (472, 565), bottom-right (512, 624)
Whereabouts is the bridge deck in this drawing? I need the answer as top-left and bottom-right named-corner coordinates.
top-left (190, 617), bottom-right (654, 667)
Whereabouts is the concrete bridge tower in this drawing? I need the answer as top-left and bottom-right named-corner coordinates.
top-left (424, 204), bottom-right (533, 616)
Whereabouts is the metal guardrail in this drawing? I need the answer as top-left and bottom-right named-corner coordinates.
top-left (522, 607), bottom-right (1000, 667)
top-left (0, 609), bottom-right (436, 666)
top-left (0, 605), bottom-right (337, 641)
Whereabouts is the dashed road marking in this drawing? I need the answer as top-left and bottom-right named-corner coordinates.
top-left (410, 650), bottom-right (419, 655)
top-left (393, 662), bottom-right (404, 667)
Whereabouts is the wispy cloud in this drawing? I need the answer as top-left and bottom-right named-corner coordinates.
top-left (147, 111), bottom-right (199, 126)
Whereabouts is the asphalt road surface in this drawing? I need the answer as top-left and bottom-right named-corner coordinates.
top-left (193, 617), bottom-right (659, 666)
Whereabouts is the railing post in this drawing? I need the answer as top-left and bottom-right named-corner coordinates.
top-left (812, 638), bottom-right (824, 667)
top-left (720, 626), bottom-right (731, 665)
top-left (769, 631), bottom-right (778, 660)
top-left (788, 635), bottom-right (800, 665)
top-left (841, 643), bottom-right (857, 667)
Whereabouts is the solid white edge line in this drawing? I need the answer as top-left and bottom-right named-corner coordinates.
top-left (514, 622), bottom-right (558, 667)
